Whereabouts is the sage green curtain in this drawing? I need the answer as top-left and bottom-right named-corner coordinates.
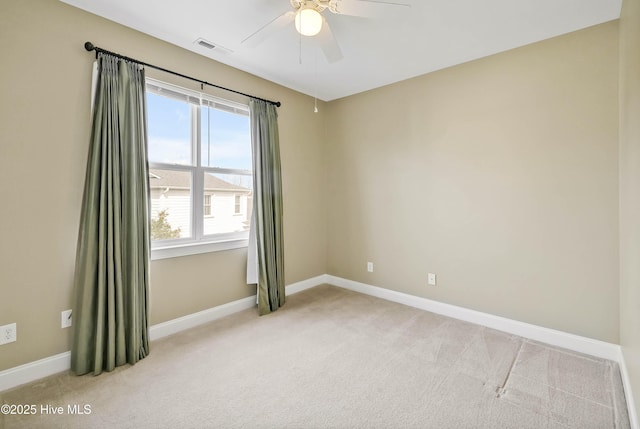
top-left (71, 53), bottom-right (150, 376)
top-left (250, 99), bottom-right (285, 315)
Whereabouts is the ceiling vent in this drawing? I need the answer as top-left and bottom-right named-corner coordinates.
top-left (196, 38), bottom-right (216, 49)
top-left (194, 38), bottom-right (233, 55)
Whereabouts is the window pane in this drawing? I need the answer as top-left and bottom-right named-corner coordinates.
top-left (201, 105), bottom-right (251, 170)
top-left (147, 92), bottom-right (193, 165)
top-left (150, 168), bottom-right (192, 240)
top-left (203, 173), bottom-right (252, 236)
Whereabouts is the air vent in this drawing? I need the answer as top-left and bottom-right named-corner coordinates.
top-left (195, 38), bottom-right (216, 49)
top-left (194, 38), bottom-right (233, 55)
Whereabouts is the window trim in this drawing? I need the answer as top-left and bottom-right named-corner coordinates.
top-left (146, 78), bottom-right (252, 260)
top-left (151, 237), bottom-right (249, 260)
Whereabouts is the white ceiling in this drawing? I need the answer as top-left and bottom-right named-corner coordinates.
top-left (60, 0), bottom-right (621, 101)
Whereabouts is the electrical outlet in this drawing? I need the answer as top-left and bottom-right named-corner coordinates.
top-left (61, 310), bottom-right (72, 329)
top-left (0, 323), bottom-right (17, 345)
top-left (367, 262), bottom-right (374, 272)
top-left (428, 273), bottom-right (437, 286)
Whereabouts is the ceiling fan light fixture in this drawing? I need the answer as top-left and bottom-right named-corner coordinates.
top-left (295, 7), bottom-right (323, 36)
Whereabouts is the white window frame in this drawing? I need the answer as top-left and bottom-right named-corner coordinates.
top-left (146, 78), bottom-right (252, 260)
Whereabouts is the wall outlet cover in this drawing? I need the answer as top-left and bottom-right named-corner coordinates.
top-left (428, 273), bottom-right (437, 286)
top-left (61, 310), bottom-right (72, 329)
top-left (0, 323), bottom-right (17, 345)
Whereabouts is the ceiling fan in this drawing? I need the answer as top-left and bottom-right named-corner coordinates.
top-left (241, 0), bottom-right (410, 63)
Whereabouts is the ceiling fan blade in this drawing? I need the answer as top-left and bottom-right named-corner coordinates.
top-left (332, 0), bottom-right (411, 17)
top-left (241, 11), bottom-right (295, 47)
top-left (356, 0), bottom-right (411, 6)
top-left (330, 0), bottom-right (372, 17)
top-left (317, 19), bottom-right (343, 63)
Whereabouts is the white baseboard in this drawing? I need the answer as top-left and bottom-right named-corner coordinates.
top-left (326, 275), bottom-right (621, 361)
top-left (0, 276), bottom-right (328, 393)
top-left (286, 274), bottom-right (330, 295)
top-left (149, 275), bottom-right (328, 341)
top-left (0, 352), bottom-right (71, 393)
top-left (619, 350), bottom-right (640, 429)
top-left (149, 295), bottom-right (256, 341)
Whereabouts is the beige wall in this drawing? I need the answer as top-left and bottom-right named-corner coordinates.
top-left (326, 22), bottom-right (620, 342)
top-left (0, 0), bottom-right (327, 371)
top-left (619, 0), bottom-right (640, 418)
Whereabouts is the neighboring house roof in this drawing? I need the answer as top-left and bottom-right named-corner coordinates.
top-left (149, 169), bottom-right (250, 193)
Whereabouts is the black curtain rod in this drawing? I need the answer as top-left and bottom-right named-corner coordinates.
top-left (84, 42), bottom-right (281, 107)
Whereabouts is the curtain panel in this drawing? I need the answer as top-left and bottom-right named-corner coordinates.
top-left (71, 53), bottom-right (150, 376)
top-left (248, 99), bottom-right (285, 315)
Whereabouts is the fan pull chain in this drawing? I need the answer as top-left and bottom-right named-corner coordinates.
top-left (299, 26), bottom-right (303, 64)
top-left (314, 50), bottom-right (319, 113)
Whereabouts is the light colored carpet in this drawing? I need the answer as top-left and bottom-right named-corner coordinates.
top-left (0, 284), bottom-right (631, 429)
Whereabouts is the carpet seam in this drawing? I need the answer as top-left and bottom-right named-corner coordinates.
top-left (497, 338), bottom-right (524, 397)
top-left (505, 371), bottom-right (616, 409)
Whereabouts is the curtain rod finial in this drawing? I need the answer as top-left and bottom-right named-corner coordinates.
top-left (84, 42), bottom-right (95, 52)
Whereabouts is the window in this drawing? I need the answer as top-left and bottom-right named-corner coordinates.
top-left (146, 79), bottom-right (253, 259)
top-left (204, 194), bottom-right (212, 217)
top-left (234, 195), bottom-right (242, 215)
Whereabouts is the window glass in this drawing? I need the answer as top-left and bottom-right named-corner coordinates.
top-left (201, 104), bottom-right (252, 170)
top-left (146, 79), bottom-right (252, 255)
top-left (149, 169), bottom-right (192, 241)
top-left (147, 92), bottom-right (192, 165)
top-left (202, 173), bottom-right (252, 236)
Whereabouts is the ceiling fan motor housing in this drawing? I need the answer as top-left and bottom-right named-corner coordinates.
top-left (290, 0), bottom-right (342, 14)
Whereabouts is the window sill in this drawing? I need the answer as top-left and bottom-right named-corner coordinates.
top-left (151, 238), bottom-right (248, 260)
